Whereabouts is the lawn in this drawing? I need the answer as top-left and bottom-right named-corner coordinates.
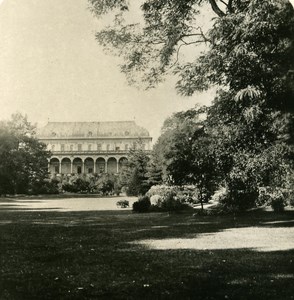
top-left (0, 204), bottom-right (294, 299)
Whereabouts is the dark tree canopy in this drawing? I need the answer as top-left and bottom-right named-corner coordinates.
top-left (0, 114), bottom-right (51, 195)
top-left (89, 0), bottom-right (294, 209)
top-left (89, 1), bottom-right (294, 103)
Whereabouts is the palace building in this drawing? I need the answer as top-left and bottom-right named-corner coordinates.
top-left (37, 121), bottom-right (152, 175)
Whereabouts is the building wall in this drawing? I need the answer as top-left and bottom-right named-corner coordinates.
top-left (41, 137), bottom-right (152, 175)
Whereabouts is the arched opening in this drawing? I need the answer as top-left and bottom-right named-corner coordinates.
top-left (73, 157), bottom-right (83, 174)
top-left (118, 157), bottom-right (128, 172)
top-left (61, 158), bottom-right (71, 174)
top-left (84, 157), bottom-right (94, 174)
top-left (50, 158), bottom-right (60, 174)
top-left (107, 157), bottom-right (117, 174)
top-left (96, 157), bottom-right (106, 173)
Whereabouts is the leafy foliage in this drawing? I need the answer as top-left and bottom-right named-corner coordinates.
top-left (89, 0), bottom-right (294, 211)
top-left (122, 142), bottom-right (150, 196)
top-left (0, 114), bottom-right (51, 195)
top-left (132, 195), bottom-right (151, 213)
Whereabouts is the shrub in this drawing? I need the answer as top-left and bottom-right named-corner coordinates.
top-left (271, 197), bottom-right (285, 212)
top-left (257, 187), bottom-right (288, 211)
top-left (132, 195), bottom-right (151, 213)
top-left (161, 192), bottom-right (190, 213)
top-left (270, 189), bottom-right (286, 212)
top-left (147, 185), bottom-right (199, 205)
top-left (116, 200), bottom-right (129, 208)
top-left (62, 176), bottom-right (92, 193)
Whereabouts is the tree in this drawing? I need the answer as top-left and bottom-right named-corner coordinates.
top-left (153, 107), bottom-right (221, 209)
top-left (89, 1), bottom-right (293, 98)
top-left (146, 151), bottom-right (164, 187)
top-left (123, 142), bottom-right (150, 196)
top-left (90, 0), bottom-right (294, 209)
top-left (0, 114), bottom-right (51, 195)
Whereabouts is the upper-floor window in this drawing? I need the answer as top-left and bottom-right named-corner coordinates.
top-left (51, 132), bottom-right (56, 137)
top-left (78, 144), bottom-right (82, 151)
top-left (51, 144), bottom-right (55, 151)
top-left (70, 145), bottom-right (73, 151)
top-left (97, 144), bottom-right (102, 151)
top-left (125, 144), bottom-right (129, 151)
top-left (61, 144), bottom-right (65, 151)
top-left (142, 144), bottom-right (146, 150)
top-left (88, 131), bottom-right (92, 137)
top-left (106, 144), bottom-right (110, 151)
top-left (88, 144), bottom-right (92, 151)
top-left (115, 146), bottom-right (120, 151)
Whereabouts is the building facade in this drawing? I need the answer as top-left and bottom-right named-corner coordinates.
top-left (37, 121), bottom-right (152, 175)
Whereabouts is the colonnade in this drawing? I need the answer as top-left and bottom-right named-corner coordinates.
top-left (48, 156), bottom-right (128, 175)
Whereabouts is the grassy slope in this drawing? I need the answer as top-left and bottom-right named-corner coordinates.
top-left (0, 209), bottom-right (293, 300)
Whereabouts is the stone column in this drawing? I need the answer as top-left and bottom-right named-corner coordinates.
top-left (116, 159), bottom-right (119, 173)
top-left (105, 160), bottom-right (108, 173)
top-left (94, 161), bottom-right (96, 174)
top-left (70, 161), bottom-right (73, 174)
top-left (82, 160), bottom-right (85, 174)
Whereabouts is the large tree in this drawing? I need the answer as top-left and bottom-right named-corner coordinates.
top-left (153, 106), bottom-right (221, 208)
top-left (0, 114), bottom-right (51, 195)
top-left (122, 141), bottom-right (150, 196)
top-left (89, 1), bottom-right (294, 100)
top-left (89, 0), bottom-right (294, 208)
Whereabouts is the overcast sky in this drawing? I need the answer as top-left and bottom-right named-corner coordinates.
top-left (1, 0), bottom-right (292, 141)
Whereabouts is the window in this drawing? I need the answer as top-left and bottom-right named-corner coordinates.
top-left (61, 144), bottom-right (65, 151)
top-left (78, 144), bottom-right (82, 151)
top-left (106, 144), bottom-right (110, 151)
top-left (125, 144), bottom-right (129, 151)
top-left (142, 144), bottom-right (146, 150)
top-left (115, 146), bottom-right (120, 151)
top-left (77, 166), bottom-right (82, 174)
top-left (51, 145), bottom-right (55, 151)
top-left (88, 131), bottom-right (92, 137)
top-left (97, 144), bottom-right (102, 151)
top-left (88, 144), bottom-right (92, 151)
top-left (54, 166), bottom-right (59, 173)
top-left (88, 168), bottom-right (93, 174)
top-left (70, 145), bottom-right (73, 151)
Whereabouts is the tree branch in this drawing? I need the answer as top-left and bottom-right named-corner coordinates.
top-left (219, 0), bottom-right (228, 7)
top-left (180, 27), bottom-right (211, 43)
top-left (208, 0), bottom-right (226, 17)
top-left (170, 39), bottom-right (207, 68)
top-left (227, 0), bottom-right (234, 13)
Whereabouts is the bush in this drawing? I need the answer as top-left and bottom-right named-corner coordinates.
top-left (160, 192), bottom-right (190, 213)
top-left (271, 197), bottom-right (285, 212)
top-left (147, 185), bottom-right (199, 205)
top-left (270, 189), bottom-right (286, 212)
top-left (116, 200), bottom-right (129, 208)
top-left (258, 187), bottom-right (289, 211)
top-left (132, 195), bottom-right (151, 213)
top-left (29, 179), bottom-right (59, 195)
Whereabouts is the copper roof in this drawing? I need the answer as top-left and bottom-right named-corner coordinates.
top-left (37, 121), bottom-right (150, 138)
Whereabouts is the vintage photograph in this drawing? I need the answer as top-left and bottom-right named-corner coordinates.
top-left (0, 0), bottom-right (294, 299)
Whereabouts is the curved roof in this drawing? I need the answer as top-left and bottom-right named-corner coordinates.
top-left (37, 121), bottom-right (150, 138)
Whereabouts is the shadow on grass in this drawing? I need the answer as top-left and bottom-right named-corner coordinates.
top-left (0, 208), bottom-right (294, 299)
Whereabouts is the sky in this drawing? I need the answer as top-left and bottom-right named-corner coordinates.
top-left (0, 0), bottom-right (293, 142)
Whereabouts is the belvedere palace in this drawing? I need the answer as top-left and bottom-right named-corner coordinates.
top-left (38, 121), bottom-right (152, 175)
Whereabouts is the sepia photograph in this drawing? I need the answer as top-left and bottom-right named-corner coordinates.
top-left (0, 0), bottom-right (294, 299)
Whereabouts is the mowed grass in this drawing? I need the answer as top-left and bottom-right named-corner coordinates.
top-left (0, 206), bottom-right (294, 300)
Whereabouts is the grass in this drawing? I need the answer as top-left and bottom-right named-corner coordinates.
top-left (0, 206), bottom-right (294, 299)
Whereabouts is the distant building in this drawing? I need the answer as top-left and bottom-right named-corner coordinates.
top-left (37, 121), bottom-right (152, 175)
